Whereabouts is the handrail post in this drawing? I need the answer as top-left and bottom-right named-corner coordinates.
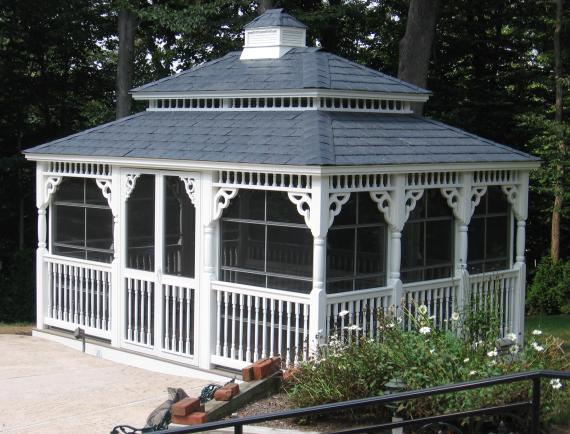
top-left (235, 423), bottom-right (243, 434)
top-left (531, 376), bottom-right (541, 434)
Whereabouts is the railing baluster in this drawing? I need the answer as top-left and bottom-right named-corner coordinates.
top-left (178, 287), bottom-right (184, 353)
top-left (246, 295), bottom-right (252, 363)
top-left (254, 296), bottom-right (260, 362)
top-left (231, 292), bottom-right (237, 359)
top-left (286, 301), bottom-right (292, 366)
top-left (127, 278), bottom-right (132, 341)
top-left (262, 297), bottom-right (268, 359)
top-left (141, 279), bottom-right (146, 344)
top-left (186, 287), bottom-right (191, 355)
top-left (238, 293), bottom-right (244, 360)
top-left (171, 286), bottom-right (177, 351)
top-left (134, 278), bottom-right (139, 343)
top-left (223, 291), bottom-right (229, 358)
top-left (164, 285), bottom-right (171, 349)
top-left (216, 290), bottom-right (222, 356)
top-left (294, 303), bottom-right (300, 364)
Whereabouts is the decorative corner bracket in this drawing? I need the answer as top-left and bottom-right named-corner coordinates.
top-left (42, 176), bottom-right (63, 208)
top-left (328, 193), bottom-right (350, 228)
top-left (96, 179), bottom-right (114, 213)
top-left (180, 176), bottom-right (197, 206)
top-left (404, 189), bottom-right (424, 223)
top-left (441, 186), bottom-right (487, 225)
top-left (213, 188), bottom-right (238, 220)
top-left (370, 191), bottom-right (395, 228)
top-left (287, 192), bottom-right (312, 229)
top-left (501, 185), bottom-right (525, 220)
top-left (125, 174), bottom-right (140, 200)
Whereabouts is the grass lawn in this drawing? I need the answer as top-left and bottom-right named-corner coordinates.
top-left (0, 322), bottom-right (33, 335)
top-left (526, 314), bottom-right (570, 352)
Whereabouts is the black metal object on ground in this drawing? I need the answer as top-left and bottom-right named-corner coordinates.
top-left (152, 370), bottom-right (569, 434)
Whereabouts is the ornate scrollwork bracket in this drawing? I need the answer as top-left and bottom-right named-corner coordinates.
top-left (370, 191), bottom-right (395, 228)
top-left (404, 189), bottom-right (424, 223)
top-left (180, 176), bottom-right (197, 206)
top-left (328, 193), bottom-right (350, 228)
top-left (124, 174), bottom-right (140, 200)
top-left (441, 186), bottom-right (487, 225)
top-left (41, 176), bottom-right (63, 209)
top-left (287, 192), bottom-right (312, 229)
top-left (213, 188), bottom-right (238, 220)
top-left (96, 179), bottom-right (113, 212)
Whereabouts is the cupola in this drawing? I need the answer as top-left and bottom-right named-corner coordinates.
top-left (240, 8), bottom-right (307, 60)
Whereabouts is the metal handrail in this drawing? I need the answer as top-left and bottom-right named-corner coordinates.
top-left (156, 370), bottom-right (570, 434)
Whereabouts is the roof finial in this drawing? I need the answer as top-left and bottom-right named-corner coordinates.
top-left (241, 9), bottom-right (307, 60)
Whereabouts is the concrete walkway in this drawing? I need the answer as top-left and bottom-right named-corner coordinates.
top-left (0, 335), bottom-right (210, 434)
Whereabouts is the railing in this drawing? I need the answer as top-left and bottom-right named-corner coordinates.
top-left (211, 281), bottom-right (310, 369)
top-left (124, 276), bottom-right (155, 347)
top-left (326, 286), bottom-right (392, 340)
top-left (153, 370), bottom-right (570, 434)
top-left (469, 269), bottom-right (518, 338)
top-left (403, 276), bottom-right (459, 331)
top-left (44, 255), bottom-right (112, 339)
top-left (162, 283), bottom-right (195, 356)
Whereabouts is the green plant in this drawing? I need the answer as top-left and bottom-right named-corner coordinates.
top-left (286, 304), bottom-right (570, 428)
top-left (527, 256), bottom-right (570, 315)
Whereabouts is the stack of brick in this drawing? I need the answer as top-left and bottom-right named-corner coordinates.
top-left (241, 356), bottom-right (281, 381)
top-left (170, 397), bottom-right (207, 425)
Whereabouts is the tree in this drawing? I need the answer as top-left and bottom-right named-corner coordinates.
top-left (116, 7), bottom-right (139, 119)
top-left (397, 0), bottom-right (441, 113)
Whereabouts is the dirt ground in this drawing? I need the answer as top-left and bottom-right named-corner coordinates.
top-left (0, 323), bottom-right (33, 335)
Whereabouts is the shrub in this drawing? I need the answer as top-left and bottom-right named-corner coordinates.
top-left (286, 306), bottom-right (570, 428)
top-left (527, 256), bottom-right (570, 315)
top-left (0, 249), bottom-right (35, 322)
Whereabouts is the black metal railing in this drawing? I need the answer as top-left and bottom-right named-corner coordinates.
top-left (156, 370), bottom-right (569, 434)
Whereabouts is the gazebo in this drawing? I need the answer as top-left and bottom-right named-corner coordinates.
top-left (25, 9), bottom-right (539, 372)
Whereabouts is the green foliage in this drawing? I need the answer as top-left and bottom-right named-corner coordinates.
top-left (286, 307), bottom-right (570, 427)
top-left (527, 256), bottom-right (570, 314)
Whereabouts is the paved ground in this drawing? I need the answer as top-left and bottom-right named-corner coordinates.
top-left (0, 335), bottom-right (210, 434)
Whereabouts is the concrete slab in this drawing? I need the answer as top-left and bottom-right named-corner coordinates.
top-left (0, 335), bottom-right (210, 434)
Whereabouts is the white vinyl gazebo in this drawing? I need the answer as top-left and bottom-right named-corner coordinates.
top-left (25, 9), bottom-right (539, 372)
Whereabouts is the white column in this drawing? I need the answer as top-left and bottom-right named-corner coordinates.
top-left (309, 175), bottom-right (329, 351)
top-left (198, 171), bottom-right (216, 369)
top-left (36, 164), bottom-right (47, 330)
top-left (110, 168), bottom-right (121, 347)
top-left (153, 175), bottom-right (165, 355)
top-left (388, 174), bottom-right (406, 311)
top-left (513, 171), bottom-right (529, 343)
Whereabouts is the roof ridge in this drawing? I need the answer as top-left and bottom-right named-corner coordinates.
top-left (131, 53), bottom-right (238, 93)
top-left (416, 115), bottom-right (539, 159)
top-left (325, 52), bottom-right (431, 94)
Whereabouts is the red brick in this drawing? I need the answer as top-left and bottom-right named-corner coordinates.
top-left (242, 365), bottom-right (255, 382)
top-left (171, 397), bottom-right (201, 416)
top-left (253, 358), bottom-right (278, 380)
top-left (171, 412), bottom-right (208, 425)
top-left (223, 382), bottom-right (240, 397)
top-left (214, 388), bottom-right (233, 401)
top-left (199, 403), bottom-right (205, 412)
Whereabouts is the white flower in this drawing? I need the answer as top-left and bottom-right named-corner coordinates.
top-left (429, 315), bottom-right (436, 320)
top-left (451, 312), bottom-right (460, 321)
top-left (429, 349), bottom-right (435, 355)
top-left (469, 370), bottom-right (477, 376)
top-left (489, 360), bottom-right (497, 366)
top-left (531, 342), bottom-right (544, 352)
top-left (509, 344), bottom-right (519, 355)
top-left (550, 379), bottom-right (563, 390)
top-left (419, 326), bottom-right (431, 335)
top-left (396, 317), bottom-right (403, 324)
top-left (418, 305), bottom-right (428, 315)
top-left (506, 333), bottom-right (517, 342)
top-left (338, 310), bottom-right (349, 318)
top-left (532, 329), bottom-right (542, 336)
top-left (344, 324), bottom-right (361, 331)
top-left (463, 358), bottom-right (470, 363)
top-left (487, 349), bottom-right (498, 358)
top-left (386, 322), bottom-right (395, 329)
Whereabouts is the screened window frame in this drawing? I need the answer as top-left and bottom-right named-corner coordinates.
top-left (468, 188), bottom-right (512, 274)
top-left (401, 189), bottom-right (455, 283)
top-left (326, 193), bottom-right (388, 293)
top-left (50, 177), bottom-right (114, 263)
top-left (219, 189), bottom-right (313, 292)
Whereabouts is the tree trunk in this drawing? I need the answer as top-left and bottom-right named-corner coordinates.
top-left (551, 0), bottom-right (564, 262)
top-left (258, 0), bottom-right (274, 14)
top-left (397, 0), bottom-right (441, 114)
top-left (116, 9), bottom-right (138, 120)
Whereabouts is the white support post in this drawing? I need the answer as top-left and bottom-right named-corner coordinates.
top-left (512, 171), bottom-right (529, 343)
top-left (110, 168), bottom-right (121, 346)
top-left (154, 175), bottom-right (165, 355)
top-left (388, 175), bottom-right (406, 311)
top-left (198, 171), bottom-right (217, 370)
top-left (36, 163), bottom-right (48, 330)
top-left (309, 175), bottom-right (329, 352)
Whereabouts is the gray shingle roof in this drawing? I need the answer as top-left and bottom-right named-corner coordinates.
top-left (131, 49), bottom-right (430, 95)
top-left (245, 8), bottom-right (307, 29)
top-left (25, 110), bottom-right (538, 166)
